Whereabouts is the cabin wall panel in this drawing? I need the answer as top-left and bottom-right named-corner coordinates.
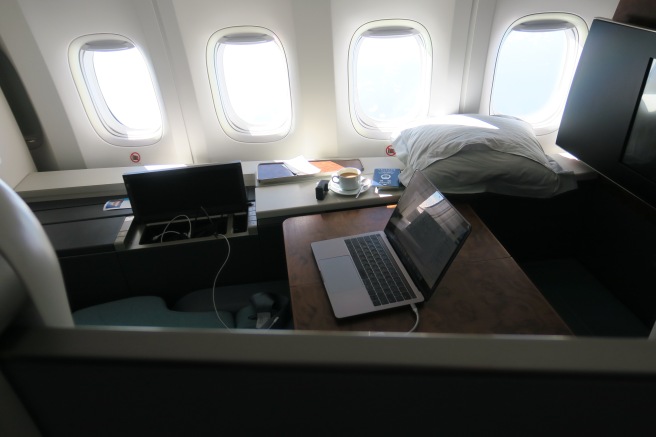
top-left (289, 0), bottom-right (340, 160)
top-left (446, 1), bottom-right (477, 116)
top-left (0, 86), bottom-right (36, 187)
top-left (0, 0), bottom-right (85, 171)
top-left (151, 1), bottom-right (211, 164)
top-left (132, 1), bottom-right (194, 166)
top-left (2, 0), bottom-right (193, 170)
top-left (459, 0), bottom-right (497, 114)
top-left (160, 0), bottom-right (339, 164)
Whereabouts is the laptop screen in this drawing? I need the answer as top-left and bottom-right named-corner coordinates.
top-left (384, 171), bottom-right (471, 299)
top-left (123, 162), bottom-right (248, 223)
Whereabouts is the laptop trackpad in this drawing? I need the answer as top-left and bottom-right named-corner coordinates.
top-left (319, 256), bottom-right (370, 318)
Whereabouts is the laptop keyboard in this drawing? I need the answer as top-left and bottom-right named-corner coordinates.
top-left (344, 234), bottom-right (417, 306)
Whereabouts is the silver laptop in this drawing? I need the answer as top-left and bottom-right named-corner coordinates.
top-left (311, 170), bottom-right (471, 318)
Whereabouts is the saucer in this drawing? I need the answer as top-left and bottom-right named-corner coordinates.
top-left (328, 178), bottom-right (372, 196)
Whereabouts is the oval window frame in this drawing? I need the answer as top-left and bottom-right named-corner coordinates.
top-left (490, 13), bottom-right (589, 135)
top-left (68, 33), bottom-right (164, 147)
top-left (348, 19), bottom-right (433, 140)
top-left (206, 26), bottom-right (293, 143)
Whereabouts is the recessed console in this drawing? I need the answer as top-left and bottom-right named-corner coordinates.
top-left (115, 161), bottom-right (257, 250)
top-left (114, 204), bottom-right (257, 250)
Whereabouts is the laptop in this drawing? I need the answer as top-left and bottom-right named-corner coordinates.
top-left (311, 170), bottom-right (471, 319)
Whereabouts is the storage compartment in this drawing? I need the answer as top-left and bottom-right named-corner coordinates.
top-left (127, 208), bottom-right (254, 248)
top-left (117, 162), bottom-right (257, 250)
top-left (140, 215), bottom-right (229, 244)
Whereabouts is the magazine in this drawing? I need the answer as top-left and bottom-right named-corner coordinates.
top-left (372, 168), bottom-right (402, 190)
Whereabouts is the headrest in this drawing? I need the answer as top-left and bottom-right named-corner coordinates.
top-left (0, 178), bottom-right (73, 327)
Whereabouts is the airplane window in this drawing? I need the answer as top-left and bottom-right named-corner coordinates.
top-left (490, 13), bottom-right (588, 134)
top-left (207, 27), bottom-right (292, 142)
top-left (69, 35), bottom-right (163, 147)
top-left (349, 20), bottom-right (432, 139)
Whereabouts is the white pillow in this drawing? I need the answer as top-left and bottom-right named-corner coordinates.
top-left (392, 114), bottom-right (577, 197)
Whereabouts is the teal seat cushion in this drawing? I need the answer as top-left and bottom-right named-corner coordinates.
top-left (234, 305), bottom-right (258, 329)
top-left (73, 296), bottom-right (236, 329)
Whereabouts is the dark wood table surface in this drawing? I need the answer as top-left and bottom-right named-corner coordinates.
top-left (283, 204), bottom-right (571, 335)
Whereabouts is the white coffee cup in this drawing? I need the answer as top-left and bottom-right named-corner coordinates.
top-left (331, 167), bottom-right (362, 191)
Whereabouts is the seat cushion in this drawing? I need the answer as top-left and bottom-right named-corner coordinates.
top-left (174, 281), bottom-right (290, 313)
top-left (73, 296), bottom-right (235, 329)
top-left (234, 305), bottom-right (258, 329)
top-left (173, 281), bottom-right (291, 329)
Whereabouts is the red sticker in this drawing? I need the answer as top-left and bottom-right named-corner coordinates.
top-left (130, 152), bottom-right (141, 163)
top-left (385, 145), bottom-right (396, 156)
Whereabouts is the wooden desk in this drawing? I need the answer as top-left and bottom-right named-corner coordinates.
top-left (283, 204), bottom-right (571, 335)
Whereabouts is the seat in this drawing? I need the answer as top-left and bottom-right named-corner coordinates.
top-left (73, 282), bottom-right (291, 330)
top-left (72, 295), bottom-right (252, 329)
top-left (0, 177), bottom-right (288, 330)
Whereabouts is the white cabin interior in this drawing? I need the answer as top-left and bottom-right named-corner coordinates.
top-left (2, 1), bottom-right (656, 435)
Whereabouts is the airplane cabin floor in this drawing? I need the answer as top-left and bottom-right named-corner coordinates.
top-left (521, 258), bottom-right (648, 337)
top-left (452, 179), bottom-right (655, 338)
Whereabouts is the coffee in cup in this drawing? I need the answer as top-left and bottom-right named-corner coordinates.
top-left (331, 167), bottom-right (362, 191)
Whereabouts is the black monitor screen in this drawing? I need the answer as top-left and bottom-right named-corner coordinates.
top-left (123, 162), bottom-right (248, 223)
top-left (557, 19), bottom-right (656, 209)
top-left (384, 171), bottom-right (471, 300)
top-left (621, 59), bottom-right (656, 182)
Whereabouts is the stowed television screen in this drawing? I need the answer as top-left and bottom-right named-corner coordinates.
top-left (123, 162), bottom-right (248, 223)
top-left (557, 19), bottom-right (656, 209)
top-left (621, 59), bottom-right (656, 183)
